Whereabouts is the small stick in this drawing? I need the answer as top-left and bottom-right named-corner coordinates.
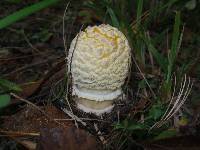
top-left (63, 1), bottom-right (70, 54)
top-left (0, 130), bottom-right (40, 137)
top-left (4, 57), bottom-right (58, 77)
top-left (131, 54), bottom-right (156, 99)
top-left (54, 118), bottom-right (110, 123)
top-left (94, 123), bottom-right (106, 145)
top-left (10, 93), bottom-right (65, 127)
top-left (61, 108), bottom-right (87, 127)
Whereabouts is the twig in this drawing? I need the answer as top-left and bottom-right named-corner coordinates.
top-left (4, 57), bottom-right (59, 77)
top-left (0, 130), bottom-right (40, 137)
top-left (7, 28), bottom-right (45, 55)
top-left (131, 54), bottom-right (156, 99)
top-left (63, 1), bottom-right (70, 54)
top-left (54, 118), bottom-right (110, 123)
top-left (21, 30), bottom-right (44, 55)
top-left (61, 108), bottom-right (87, 127)
top-left (94, 123), bottom-right (106, 144)
top-left (62, 1), bottom-right (84, 127)
top-left (10, 93), bottom-right (65, 127)
top-left (64, 24), bottom-right (84, 127)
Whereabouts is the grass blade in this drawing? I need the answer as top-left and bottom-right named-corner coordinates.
top-left (166, 11), bottom-right (181, 82)
top-left (107, 7), bottom-right (120, 28)
top-left (136, 0), bottom-right (143, 30)
top-left (0, 78), bottom-right (22, 92)
top-left (143, 34), bottom-right (168, 73)
top-left (0, 0), bottom-right (59, 29)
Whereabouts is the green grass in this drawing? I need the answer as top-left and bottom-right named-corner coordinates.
top-left (0, 0), bottom-right (60, 29)
top-left (166, 11), bottom-right (181, 83)
top-left (79, 0), bottom-right (195, 148)
top-left (0, 78), bottom-right (21, 108)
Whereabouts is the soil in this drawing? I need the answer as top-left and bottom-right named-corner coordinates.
top-left (1, 105), bottom-right (100, 150)
top-left (2, 105), bottom-right (73, 132)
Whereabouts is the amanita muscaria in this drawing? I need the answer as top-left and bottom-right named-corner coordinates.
top-left (68, 24), bottom-right (131, 115)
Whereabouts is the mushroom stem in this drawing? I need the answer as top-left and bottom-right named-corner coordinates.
top-left (75, 97), bottom-right (114, 115)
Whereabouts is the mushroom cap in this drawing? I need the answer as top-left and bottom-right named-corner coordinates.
top-left (68, 24), bottom-right (131, 101)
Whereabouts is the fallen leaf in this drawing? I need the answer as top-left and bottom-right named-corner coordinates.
top-left (37, 127), bottom-right (100, 150)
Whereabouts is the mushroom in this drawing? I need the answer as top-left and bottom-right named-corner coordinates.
top-left (68, 24), bottom-right (131, 115)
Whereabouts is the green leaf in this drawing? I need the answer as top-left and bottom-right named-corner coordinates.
top-left (107, 7), bottom-right (120, 28)
top-left (127, 123), bottom-right (148, 131)
top-left (138, 79), bottom-right (147, 89)
top-left (136, 0), bottom-right (143, 30)
top-left (143, 34), bottom-right (168, 73)
top-left (167, 11), bottom-right (181, 82)
top-left (114, 123), bottom-right (124, 130)
top-left (114, 119), bottom-right (148, 131)
top-left (0, 94), bottom-right (11, 108)
top-left (0, 0), bottom-right (60, 29)
top-left (154, 129), bottom-right (177, 140)
top-left (160, 80), bottom-right (172, 101)
top-left (32, 29), bottom-right (53, 42)
top-left (148, 104), bottom-right (164, 121)
top-left (0, 78), bottom-right (22, 92)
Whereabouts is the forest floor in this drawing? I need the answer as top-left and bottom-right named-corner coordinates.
top-left (0, 1), bottom-right (200, 150)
